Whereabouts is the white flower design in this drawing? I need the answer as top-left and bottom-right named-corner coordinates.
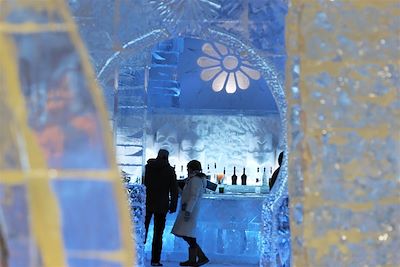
top-left (197, 42), bottom-right (261, 94)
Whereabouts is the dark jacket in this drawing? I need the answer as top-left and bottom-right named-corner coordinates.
top-left (144, 158), bottom-right (178, 214)
top-left (269, 166), bottom-right (280, 190)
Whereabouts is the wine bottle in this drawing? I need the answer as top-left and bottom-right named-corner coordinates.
top-left (213, 162), bottom-right (217, 183)
top-left (241, 167), bottom-right (247, 185)
top-left (262, 167), bottom-right (268, 188)
top-left (206, 164), bottom-right (211, 180)
top-left (255, 167), bottom-right (260, 185)
top-left (180, 165), bottom-right (184, 179)
top-left (231, 166), bottom-right (237, 185)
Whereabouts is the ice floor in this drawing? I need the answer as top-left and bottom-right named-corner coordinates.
top-left (144, 196), bottom-right (264, 266)
top-left (144, 259), bottom-right (258, 267)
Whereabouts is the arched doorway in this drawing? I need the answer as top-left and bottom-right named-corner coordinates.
top-left (97, 28), bottom-right (289, 266)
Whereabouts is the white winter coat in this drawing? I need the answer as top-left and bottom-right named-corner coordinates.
top-left (171, 173), bottom-right (207, 238)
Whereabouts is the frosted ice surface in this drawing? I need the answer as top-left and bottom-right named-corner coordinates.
top-left (145, 113), bottom-right (282, 185)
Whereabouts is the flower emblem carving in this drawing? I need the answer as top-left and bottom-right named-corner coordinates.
top-left (197, 42), bottom-right (261, 93)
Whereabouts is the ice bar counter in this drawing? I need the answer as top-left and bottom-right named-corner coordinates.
top-left (144, 183), bottom-right (269, 265)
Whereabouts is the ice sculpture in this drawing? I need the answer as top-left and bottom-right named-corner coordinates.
top-left (0, 1), bottom-right (135, 267)
top-left (145, 113), bottom-right (282, 185)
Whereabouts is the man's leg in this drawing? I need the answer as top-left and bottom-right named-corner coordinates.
top-left (151, 212), bottom-right (167, 263)
top-left (144, 209), bottom-right (153, 244)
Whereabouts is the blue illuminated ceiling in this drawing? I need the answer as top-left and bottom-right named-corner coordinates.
top-left (147, 37), bottom-right (279, 114)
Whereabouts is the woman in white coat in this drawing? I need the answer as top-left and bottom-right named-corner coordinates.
top-left (172, 160), bottom-right (209, 267)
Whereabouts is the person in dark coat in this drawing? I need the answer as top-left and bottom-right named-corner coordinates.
top-left (144, 149), bottom-right (178, 266)
top-left (270, 151), bottom-right (284, 190)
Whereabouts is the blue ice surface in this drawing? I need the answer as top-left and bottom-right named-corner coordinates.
top-left (52, 179), bottom-right (122, 251)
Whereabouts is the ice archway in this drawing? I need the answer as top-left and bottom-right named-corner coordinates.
top-left (96, 27), bottom-right (289, 266)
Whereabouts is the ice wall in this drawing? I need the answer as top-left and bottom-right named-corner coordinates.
top-left (286, 1), bottom-right (400, 266)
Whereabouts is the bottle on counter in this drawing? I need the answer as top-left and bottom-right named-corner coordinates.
top-left (213, 162), bottom-right (217, 183)
top-left (262, 167), bottom-right (269, 192)
top-left (255, 167), bottom-right (261, 185)
top-left (180, 165), bottom-right (185, 179)
top-left (241, 167), bottom-right (247, 185)
top-left (206, 164), bottom-right (211, 180)
top-left (231, 166), bottom-right (238, 185)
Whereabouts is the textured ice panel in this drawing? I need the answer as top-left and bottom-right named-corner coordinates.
top-left (13, 32), bottom-right (109, 170)
top-left (119, 67), bottom-right (146, 88)
top-left (68, 0), bottom-right (116, 72)
top-left (248, 0), bottom-right (288, 54)
top-left (149, 0), bottom-right (221, 36)
top-left (117, 1), bottom-right (161, 45)
top-left (118, 69), bottom-right (146, 105)
top-left (1, 2), bottom-right (135, 266)
top-left (115, 112), bottom-right (145, 173)
top-left (0, 99), bottom-right (21, 169)
top-left (145, 113), bottom-right (282, 185)
top-left (53, 180), bottom-right (122, 251)
top-left (287, 1), bottom-right (400, 266)
top-left (300, 1), bottom-right (400, 62)
top-left (147, 39), bottom-right (182, 108)
top-left (4, 2), bottom-right (64, 24)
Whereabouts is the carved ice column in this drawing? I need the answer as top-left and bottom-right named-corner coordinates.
top-left (287, 1), bottom-right (399, 266)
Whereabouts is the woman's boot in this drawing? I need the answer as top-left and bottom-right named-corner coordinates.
top-left (179, 247), bottom-right (197, 266)
top-left (195, 245), bottom-right (209, 266)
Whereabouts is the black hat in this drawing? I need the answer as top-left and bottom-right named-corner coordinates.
top-left (187, 160), bottom-right (202, 171)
